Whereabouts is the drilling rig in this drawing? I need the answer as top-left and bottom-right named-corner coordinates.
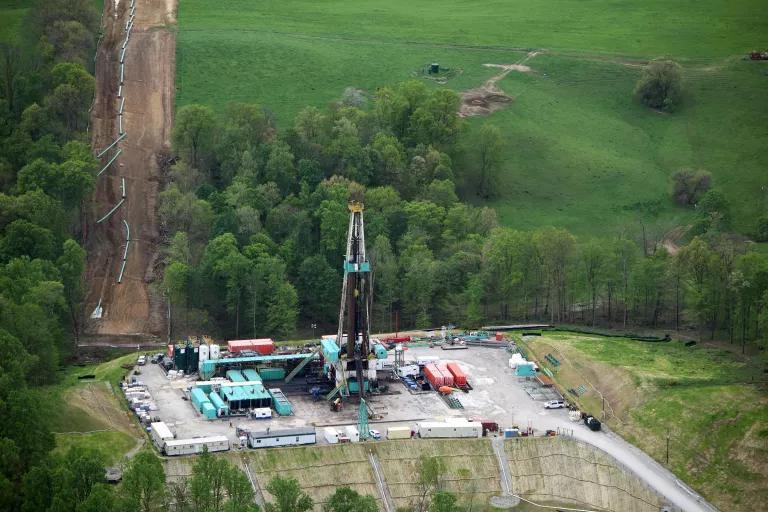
top-left (327, 200), bottom-right (375, 400)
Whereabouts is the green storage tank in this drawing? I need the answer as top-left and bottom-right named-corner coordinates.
top-left (373, 343), bottom-right (387, 359)
top-left (268, 388), bottom-right (292, 416)
top-left (174, 344), bottom-right (187, 371)
top-left (259, 367), bottom-right (286, 381)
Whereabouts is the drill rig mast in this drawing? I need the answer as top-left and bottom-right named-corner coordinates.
top-left (334, 200), bottom-right (372, 399)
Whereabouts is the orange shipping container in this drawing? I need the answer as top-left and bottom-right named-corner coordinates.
top-left (227, 338), bottom-right (275, 355)
top-left (436, 362), bottom-right (454, 387)
top-left (446, 362), bottom-right (467, 387)
top-left (424, 363), bottom-right (444, 388)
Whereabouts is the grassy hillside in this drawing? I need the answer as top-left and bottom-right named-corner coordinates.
top-left (176, 0), bottom-right (768, 236)
top-left (0, 0), bottom-right (28, 43)
top-left (36, 354), bottom-right (142, 465)
top-left (521, 332), bottom-right (768, 512)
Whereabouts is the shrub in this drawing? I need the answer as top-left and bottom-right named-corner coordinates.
top-left (635, 59), bottom-right (682, 111)
top-left (671, 169), bottom-right (711, 205)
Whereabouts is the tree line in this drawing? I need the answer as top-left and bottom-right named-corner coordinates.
top-left (166, 86), bottom-right (768, 358)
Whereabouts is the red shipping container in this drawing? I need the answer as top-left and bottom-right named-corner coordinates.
top-left (424, 363), bottom-right (444, 388)
top-left (446, 362), bottom-right (467, 387)
top-left (436, 362), bottom-right (454, 387)
top-left (227, 338), bottom-right (275, 355)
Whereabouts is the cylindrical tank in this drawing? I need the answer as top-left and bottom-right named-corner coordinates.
top-left (199, 344), bottom-right (210, 362)
top-left (210, 344), bottom-right (220, 360)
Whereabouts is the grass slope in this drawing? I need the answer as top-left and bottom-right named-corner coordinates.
top-left (521, 332), bottom-right (768, 511)
top-left (36, 354), bottom-right (142, 465)
top-left (0, 0), bottom-right (28, 43)
top-left (176, 0), bottom-right (768, 236)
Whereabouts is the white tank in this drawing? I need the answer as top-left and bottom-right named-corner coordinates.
top-left (210, 344), bottom-right (220, 360)
top-left (199, 344), bottom-right (210, 361)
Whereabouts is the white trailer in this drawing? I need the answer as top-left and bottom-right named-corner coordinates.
top-left (417, 421), bottom-right (481, 439)
top-left (248, 427), bottom-right (316, 449)
top-left (344, 425), bottom-right (360, 442)
top-left (417, 356), bottom-right (440, 366)
top-left (164, 436), bottom-right (229, 456)
top-left (324, 427), bottom-right (340, 444)
top-left (150, 422), bottom-right (174, 450)
top-left (386, 426), bottom-right (412, 439)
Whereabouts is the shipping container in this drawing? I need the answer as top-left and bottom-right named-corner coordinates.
top-left (423, 363), bottom-right (444, 388)
top-left (259, 367), bottom-right (286, 381)
top-left (150, 422), bottom-right (174, 449)
top-left (227, 338), bottom-right (275, 355)
top-left (417, 421), bottom-right (481, 439)
top-left (445, 362), bottom-right (467, 387)
top-left (436, 362), bottom-right (454, 387)
top-left (164, 436), bottom-right (229, 456)
top-left (386, 426), bottom-right (412, 439)
top-left (248, 427), bottom-right (316, 449)
top-left (268, 388), bottom-right (292, 416)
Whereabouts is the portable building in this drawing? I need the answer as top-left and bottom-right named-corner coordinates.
top-left (324, 427), bottom-right (340, 444)
top-left (249, 427), bottom-right (316, 449)
top-left (445, 362), bottom-right (467, 387)
top-left (268, 388), bottom-right (292, 416)
top-left (344, 425), bottom-right (360, 442)
top-left (150, 422), bottom-right (174, 449)
top-left (417, 421), bottom-right (481, 439)
top-left (386, 426), bottom-right (412, 439)
top-left (208, 390), bottom-right (230, 417)
top-left (251, 407), bottom-right (272, 419)
top-left (164, 436), bottom-right (229, 456)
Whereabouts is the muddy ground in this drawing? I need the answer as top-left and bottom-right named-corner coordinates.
top-left (85, 0), bottom-right (176, 340)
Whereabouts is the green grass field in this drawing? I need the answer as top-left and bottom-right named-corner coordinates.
top-left (176, 0), bottom-right (768, 236)
top-left (522, 333), bottom-right (768, 511)
top-left (0, 0), bottom-right (28, 43)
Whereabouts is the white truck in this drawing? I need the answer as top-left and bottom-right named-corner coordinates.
top-left (417, 421), bottom-right (482, 439)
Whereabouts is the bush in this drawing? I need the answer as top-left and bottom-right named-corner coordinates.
top-left (671, 169), bottom-right (711, 205)
top-left (635, 59), bottom-right (682, 111)
top-left (755, 215), bottom-right (768, 242)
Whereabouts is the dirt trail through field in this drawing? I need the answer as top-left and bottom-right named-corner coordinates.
top-left (459, 50), bottom-right (540, 117)
top-left (85, 0), bottom-right (176, 340)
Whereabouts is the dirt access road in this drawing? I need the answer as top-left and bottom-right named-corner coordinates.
top-left (85, 0), bottom-right (177, 341)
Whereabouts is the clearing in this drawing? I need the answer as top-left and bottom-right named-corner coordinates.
top-left (520, 332), bottom-right (768, 512)
top-left (84, 0), bottom-right (176, 340)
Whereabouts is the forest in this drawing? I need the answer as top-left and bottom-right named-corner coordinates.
top-left (165, 87), bottom-right (768, 355)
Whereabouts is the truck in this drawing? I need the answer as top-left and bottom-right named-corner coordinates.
top-left (584, 415), bottom-right (602, 431)
top-left (417, 421), bottom-right (481, 439)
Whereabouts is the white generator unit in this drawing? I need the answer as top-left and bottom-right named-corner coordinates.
top-left (251, 407), bottom-right (272, 419)
top-left (417, 356), bottom-right (440, 366)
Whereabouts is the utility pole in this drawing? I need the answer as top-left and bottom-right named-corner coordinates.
top-left (311, 322), bottom-right (317, 340)
top-left (666, 430), bottom-right (670, 464)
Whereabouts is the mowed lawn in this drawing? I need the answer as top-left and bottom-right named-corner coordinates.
top-left (176, 0), bottom-right (768, 235)
top-left (522, 333), bottom-right (768, 511)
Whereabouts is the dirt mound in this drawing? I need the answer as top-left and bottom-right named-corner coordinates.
top-left (458, 52), bottom-right (539, 118)
top-left (84, 0), bottom-right (176, 339)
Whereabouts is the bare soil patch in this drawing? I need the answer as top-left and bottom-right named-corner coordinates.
top-left (85, 0), bottom-right (176, 338)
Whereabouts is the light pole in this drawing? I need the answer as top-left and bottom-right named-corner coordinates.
top-left (311, 322), bottom-right (317, 340)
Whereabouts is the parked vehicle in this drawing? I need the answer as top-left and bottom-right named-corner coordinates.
top-left (544, 400), bottom-right (565, 409)
top-left (368, 429), bottom-right (382, 440)
top-left (137, 355), bottom-right (146, 366)
top-left (584, 415), bottom-right (602, 431)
